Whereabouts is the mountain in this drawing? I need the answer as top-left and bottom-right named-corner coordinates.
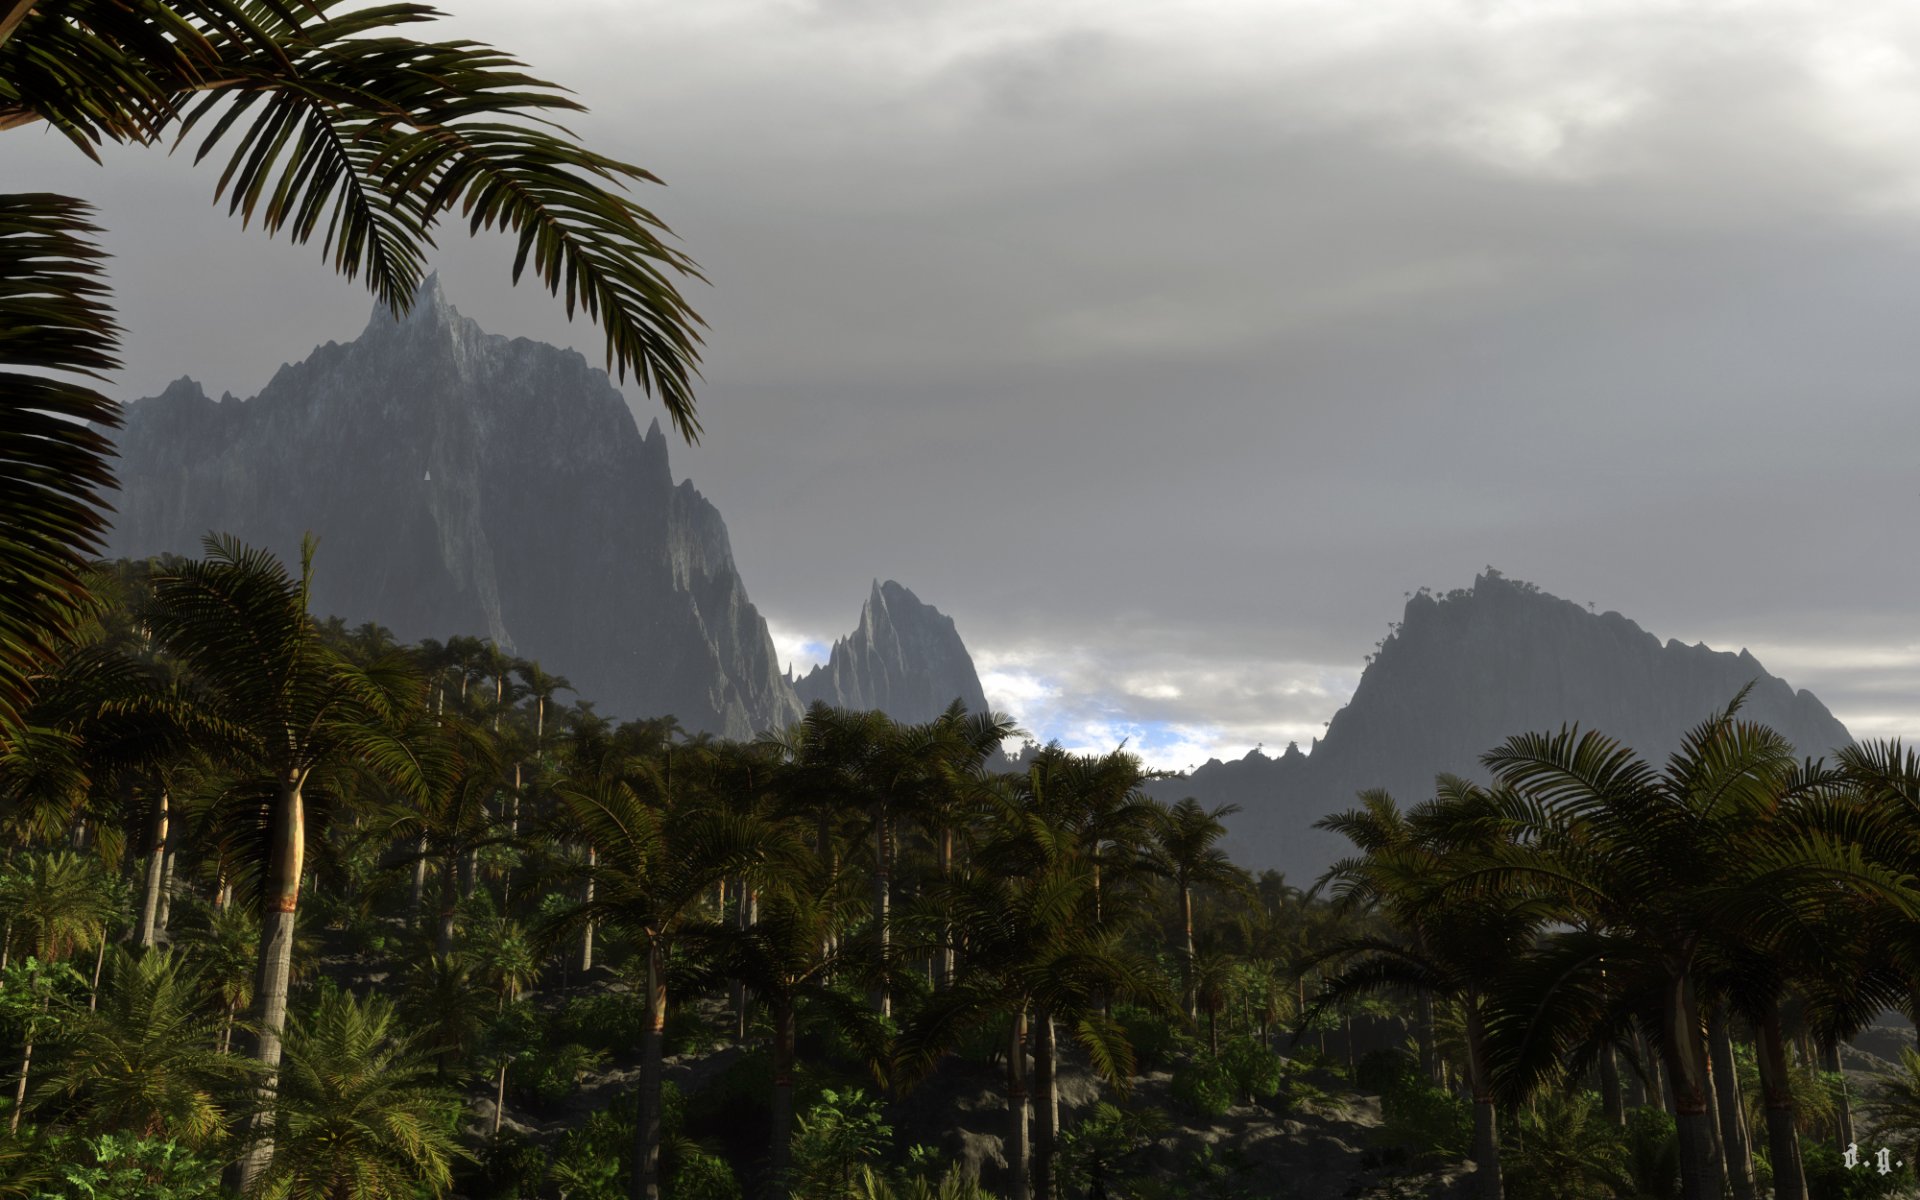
top-left (792, 580), bottom-right (990, 723)
top-left (104, 275), bottom-right (804, 739)
top-left (1150, 570), bottom-right (1854, 882)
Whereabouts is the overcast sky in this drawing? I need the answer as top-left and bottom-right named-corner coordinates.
top-left (15, 0), bottom-right (1920, 768)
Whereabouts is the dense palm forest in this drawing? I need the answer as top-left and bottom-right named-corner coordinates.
top-left (0, 539), bottom-right (1915, 1200)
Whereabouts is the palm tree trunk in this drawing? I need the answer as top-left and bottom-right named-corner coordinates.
top-left (1820, 1042), bottom-right (1854, 1148)
top-left (580, 846), bottom-right (596, 974)
top-left (234, 773), bottom-right (306, 1194)
top-left (9, 1037), bottom-right (29, 1132)
top-left (1417, 991), bottom-right (1437, 1086)
top-left (1599, 1043), bottom-right (1624, 1127)
top-left (1033, 1010), bottom-right (1056, 1200)
top-left (409, 835), bottom-right (428, 930)
top-left (1181, 884), bottom-right (1196, 1022)
top-left (938, 828), bottom-right (955, 988)
top-left (437, 852), bottom-right (458, 959)
top-left (1663, 975), bottom-right (1726, 1200)
top-left (136, 788), bottom-right (170, 948)
top-left (769, 996), bottom-right (796, 1200)
top-left (155, 839), bottom-right (176, 936)
top-left (1757, 1002), bottom-right (1806, 1200)
top-left (1463, 995), bottom-right (1503, 1200)
top-left (872, 801), bottom-right (891, 1018)
top-left (493, 1061), bottom-right (508, 1136)
top-left (9, 1000), bottom-right (38, 1133)
top-left (88, 935), bottom-right (105, 1010)
top-left (633, 938), bottom-right (666, 1200)
top-left (1007, 1006), bottom-right (1030, 1200)
top-left (733, 885), bottom-right (754, 1043)
top-left (1709, 1007), bottom-right (1756, 1200)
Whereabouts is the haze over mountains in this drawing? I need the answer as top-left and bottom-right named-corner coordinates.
top-left (103, 281), bottom-right (1856, 886)
top-left (103, 277), bottom-right (988, 738)
top-left (1147, 571), bottom-right (1854, 882)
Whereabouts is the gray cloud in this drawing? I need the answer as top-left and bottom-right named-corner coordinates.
top-left (15, 0), bottom-right (1920, 762)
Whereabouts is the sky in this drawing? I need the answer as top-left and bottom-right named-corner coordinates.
top-left (14, 0), bottom-right (1920, 769)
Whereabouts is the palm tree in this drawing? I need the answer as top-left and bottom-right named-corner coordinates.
top-left (3, 0), bottom-right (710, 752)
top-left (1473, 696), bottom-right (1807, 1200)
top-left (0, 850), bottom-right (116, 968)
top-left (1314, 781), bottom-right (1539, 1199)
top-left (40, 947), bottom-right (253, 1148)
top-left (692, 850), bottom-right (869, 1200)
top-left (545, 742), bottom-right (772, 1200)
top-left (1151, 797), bottom-right (1251, 1022)
top-left (145, 533), bottom-right (428, 1189)
top-left (256, 988), bottom-right (465, 1200)
top-left (515, 660), bottom-right (573, 747)
top-left (900, 779), bottom-right (1172, 1200)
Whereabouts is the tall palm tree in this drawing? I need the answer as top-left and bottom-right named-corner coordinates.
top-left (1473, 695), bottom-right (1806, 1200)
top-left (1151, 797), bottom-right (1251, 1022)
top-left (1315, 781), bottom-right (1540, 1199)
top-left (544, 743), bottom-right (771, 1200)
top-left (692, 850), bottom-right (869, 1200)
top-left (145, 533), bottom-right (427, 1189)
top-left (900, 779), bottom-right (1171, 1200)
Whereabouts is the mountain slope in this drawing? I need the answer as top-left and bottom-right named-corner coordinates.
top-left (1151, 571), bottom-right (1853, 881)
top-left (104, 276), bottom-right (802, 738)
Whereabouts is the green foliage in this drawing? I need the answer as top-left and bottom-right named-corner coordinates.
top-left (1216, 1035), bottom-right (1284, 1103)
top-left (1115, 1003), bottom-right (1188, 1074)
top-left (466, 1132), bottom-right (549, 1200)
top-left (1370, 1062), bottom-right (1471, 1168)
top-left (550, 990), bottom-right (653, 1054)
top-left (535, 1088), bottom-right (739, 1200)
top-left (1621, 1106), bottom-right (1680, 1200)
top-left (34, 1132), bottom-right (222, 1200)
top-left (1802, 1142), bottom-right (1916, 1200)
top-left (257, 989), bottom-right (468, 1200)
top-left (791, 1087), bottom-right (892, 1200)
top-left (515, 1040), bottom-right (609, 1109)
top-left (1502, 1091), bottom-right (1629, 1200)
top-left (1058, 1101), bottom-right (1167, 1199)
top-left (849, 1163), bottom-right (1002, 1200)
top-left (1169, 1055), bottom-right (1237, 1118)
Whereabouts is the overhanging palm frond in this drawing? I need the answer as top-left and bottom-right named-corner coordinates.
top-left (176, 0), bottom-right (707, 438)
top-left (0, 193), bottom-right (120, 736)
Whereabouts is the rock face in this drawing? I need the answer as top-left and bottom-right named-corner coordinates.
top-left (104, 275), bottom-right (804, 739)
top-left (792, 580), bottom-right (990, 724)
top-left (1152, 571), bottom-right (1854, 881)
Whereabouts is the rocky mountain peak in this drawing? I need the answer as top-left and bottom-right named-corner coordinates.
top-left (794, 580), bottom-right (990, 724)
top-left (105, 279), bottom-right (800, 738)
top-left (1154, 571), bottom-right (1853, 881)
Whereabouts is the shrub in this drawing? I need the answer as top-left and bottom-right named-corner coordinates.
top-left (1355, 1047), bottom-right (1420, 1095)
top-left (1802, 1141), bottom-right (1915, 1200)
top-left (552, 991), bottom-right (652, 1053)
top-left (1217, 1035), bottom-right (1285, 1103)
top-left (791, 1087), bottom-right (893, 1200)
top-left (517, 1041), bottom-right (610, 1108)
top-left (1114, 1003), bottom-right (1187, 1074)
top-left (1622, 1106), bottom-right (1679, 1200)
top-left (1373, 1072), bottom-right (1471, 1167)
top-left (36, 1133), bottom-right (223, 1200)
top-left (465, 1132), bottom-right (549, 1200)
top-left (1171, 1055), bottom-right (1237, 1118)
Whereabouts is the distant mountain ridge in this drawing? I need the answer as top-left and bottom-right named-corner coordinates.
top-left (1148, 571), bottom-right (1853, 882)
top-left (103, 276), bottom-right (986, 737)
